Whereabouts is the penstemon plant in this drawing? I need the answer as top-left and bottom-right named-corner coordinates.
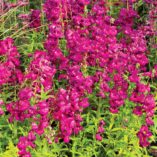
top-left (0, 0), bottom-right (157, 157)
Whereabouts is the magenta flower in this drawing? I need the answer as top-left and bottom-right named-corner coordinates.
top-left (29, 9), bottom-right (41, 29)
top-left (137, 125), bottom-right (152, 147)
top-left (95, 134), bottom-right (103, 141)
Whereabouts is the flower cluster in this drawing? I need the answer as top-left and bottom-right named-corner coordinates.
top-left (5, 50), bottom-right (56, 156)
top-left (137, 125), bottom-right (152, 147)
top-left (0, 38), bottom-right (22, 85)
top-left (52, 88), bottom-right (89, 143)
top-left (17, 131), bottom-right (36, 157)
top-left (131, 84), bottom-right (155, 125)
top-left (115, 6), bottom-right (156, 146)
top-left (25, 50), bottom-right (56, 91)
top-left (18, 9), bottom-right (41, 29)
top-left (95, 120), bottom-right (105, 141)
top-left (42, 0), bottom-right (157, 149)
top-left (29, 9), bottom-right (41, 29)
top-left (6, 88), bottom-right (33, 122)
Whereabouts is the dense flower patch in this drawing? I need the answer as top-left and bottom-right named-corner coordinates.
top-left (0, 0), bottom-right (157, 156)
